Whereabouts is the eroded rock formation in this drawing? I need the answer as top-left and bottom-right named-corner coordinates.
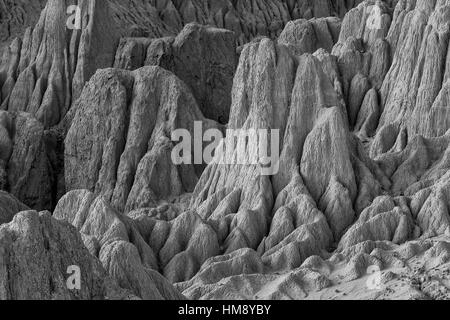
top-left (0, 0), bottom-right (118, 128)
top-left (0, 0), bottom-right (449, 301)
top-left (0, 209), bottom-right (136, 299)
top-left (0, 0), bottom-right (365, 51)
top-left (65, 66), bottom-right (221, 213)
top-left (114, 23), bottom-right (237, 123)
top-left (110, 0), bottom-right (364, 45)
top-left (53, 189), bottom-right (186, 299)
top-left (0, 111), bottom-right (56, 210)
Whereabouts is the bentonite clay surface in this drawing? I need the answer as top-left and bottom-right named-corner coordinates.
top-left (0, 0), bottom-right (449, 300)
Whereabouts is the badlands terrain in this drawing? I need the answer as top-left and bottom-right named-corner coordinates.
top-left (0, 0), bottom-right (449, 300)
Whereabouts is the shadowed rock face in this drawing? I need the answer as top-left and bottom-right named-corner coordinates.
top-left (0, 0), bottom-right (450, 301)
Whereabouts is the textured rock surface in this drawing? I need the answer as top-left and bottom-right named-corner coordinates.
top-left (172, 0), bottom-right (450, 298)
top-left (142, 0), bottom-right (360, 46)
top-left (115, 23), bottom-right (237, 123)
top-left (65, 66), bottom-right (218, 213)
top-left (0, 0), bottom-right (364, 51)
top-left (0, 191), bottom-right (28, 224)
top-left (1, 0), bottom-right (450, 301)
top-left (0, 210), bottom-right (136, 299)
top-left (178, 236), bottom-right (450, 300)
top-left (53, 189), bottom-right (186, 299)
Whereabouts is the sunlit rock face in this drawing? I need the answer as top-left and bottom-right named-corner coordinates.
top-left (0, 0), bottom-right (449, 300)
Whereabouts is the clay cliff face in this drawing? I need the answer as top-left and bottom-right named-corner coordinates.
top-left (0, 0), bottom-right (449, 300)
